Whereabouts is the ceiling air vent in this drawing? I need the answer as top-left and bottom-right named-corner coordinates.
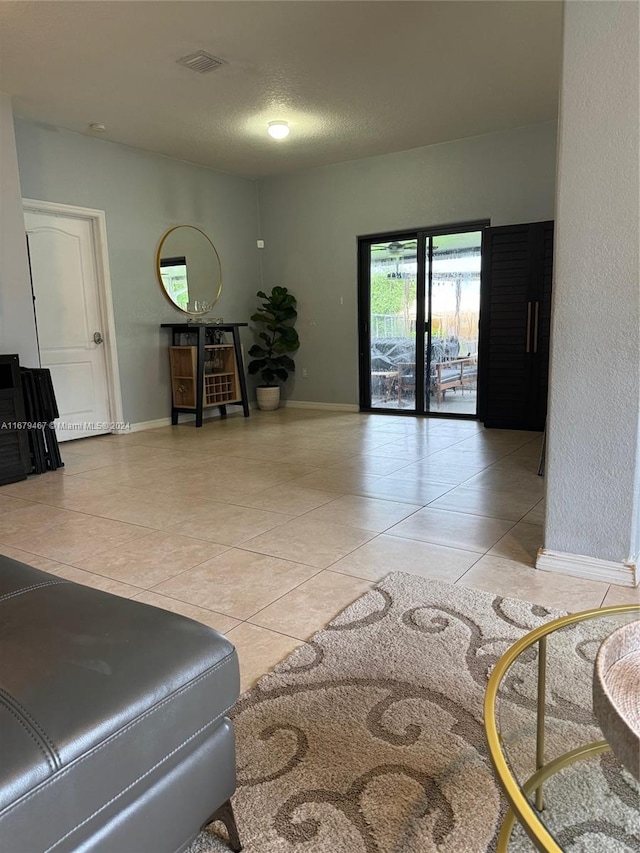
top-left (176, 51), bottom-right (226, 74)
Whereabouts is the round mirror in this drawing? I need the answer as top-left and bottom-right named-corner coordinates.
top-left (156, 225), bottom-right (222, 315)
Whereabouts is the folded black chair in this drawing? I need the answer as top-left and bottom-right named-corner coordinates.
top-left (32, 368), bottom-right (63, 470)
top-left (20, 368), bottom-right (64, 474)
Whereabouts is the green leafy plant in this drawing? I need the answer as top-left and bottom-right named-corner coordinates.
top-left (248, 287), bottom-right (300, 386)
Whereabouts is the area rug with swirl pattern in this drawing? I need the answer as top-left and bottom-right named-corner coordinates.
top-left (189, 573), bottom-right (640, 853)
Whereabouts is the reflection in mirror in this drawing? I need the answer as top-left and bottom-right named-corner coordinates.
top-left (156, 226), bottom-right (222, 315)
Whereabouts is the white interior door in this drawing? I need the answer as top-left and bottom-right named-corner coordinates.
top-left (25, 210), bottom-right (112, 442)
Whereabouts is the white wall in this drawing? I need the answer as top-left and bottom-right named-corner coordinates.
top-left (257, 121), bottom-right (557, 404)
top-left (0, 94), bottom-right (39, 366)
top-left (14, 121), bottom-right (261, 424)
top-left (545, 0), bottom-right (640, 566)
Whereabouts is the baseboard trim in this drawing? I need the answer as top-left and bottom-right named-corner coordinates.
top-left (536, 548), bottom-right (638, 588)
top-left (282, 400), bottom-right (359, 412)
top-left (118, 414), bottom-right (202, 433)
top-left (120, 401), bottom-right (357, 432)
top-left (114, 418), bottom-right (167, 433)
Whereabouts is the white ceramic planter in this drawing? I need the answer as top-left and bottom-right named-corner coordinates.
top-left (256, 385), bottom-right (281, 411)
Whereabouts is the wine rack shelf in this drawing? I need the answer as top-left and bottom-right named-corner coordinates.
top-left (161, 323), bottom-right (249, 426)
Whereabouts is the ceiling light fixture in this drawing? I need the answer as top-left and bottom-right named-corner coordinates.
top-left (268, 121), bottom-right (290, 140)
top-left (88, 122), bottom-right (107, 133)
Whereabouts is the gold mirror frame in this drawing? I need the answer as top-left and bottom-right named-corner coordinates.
top-left (156, 225), bottom-right (223, 316)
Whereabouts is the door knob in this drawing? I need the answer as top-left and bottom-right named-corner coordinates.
top-left (93, 331), bottom-right (104, 345)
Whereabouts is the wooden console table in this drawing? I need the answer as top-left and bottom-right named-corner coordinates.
top-left (160, 323), bottom-right (250, 427)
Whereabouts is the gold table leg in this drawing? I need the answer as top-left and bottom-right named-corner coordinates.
top-left (497, 741), bottom-right (611, 851)
top-left (535, 636), bottom-right (547, 811)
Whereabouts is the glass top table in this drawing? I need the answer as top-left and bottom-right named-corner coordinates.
top-left (484, 604), bottom-right (640, 852)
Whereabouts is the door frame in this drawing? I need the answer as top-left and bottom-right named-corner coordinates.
top-left (23, 198), bottom-right (125, 432)
top-left (358, 219), bottom-right (489, 418)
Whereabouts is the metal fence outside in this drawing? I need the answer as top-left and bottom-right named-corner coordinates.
top-left (370, 314), bottom-right (412, 338)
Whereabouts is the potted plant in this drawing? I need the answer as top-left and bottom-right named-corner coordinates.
top-left (248, 286), bottom-right (300, 410)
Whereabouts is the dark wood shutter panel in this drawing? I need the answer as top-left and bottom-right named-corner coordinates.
top-left (479, 221), bottom-right (554, 430)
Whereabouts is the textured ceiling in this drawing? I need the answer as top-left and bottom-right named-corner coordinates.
top-left (0, 1), bottom-right (563, 179)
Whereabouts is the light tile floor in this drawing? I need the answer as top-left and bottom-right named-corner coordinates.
top-left (1, 409), bottom-right (637, 692)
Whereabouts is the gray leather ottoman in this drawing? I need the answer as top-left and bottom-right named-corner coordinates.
top-left (0, 556), bottom-right (241, 853)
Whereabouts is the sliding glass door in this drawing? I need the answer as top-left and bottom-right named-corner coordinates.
top-left (367, 238), bottom-right (419, 411)
top-left (359, 223), bottom-right (484, 417)
top-left (427, 231), bottom-right (482, 415)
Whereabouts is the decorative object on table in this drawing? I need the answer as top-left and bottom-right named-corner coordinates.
top-left (187, 575), bottom-right (640, 853)
top-left (156, 225), bottom-right (222, 315)
top-left (248, 286), bottom-right (299, 411)
top-left (594, 618), bottom-right (640, 781)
